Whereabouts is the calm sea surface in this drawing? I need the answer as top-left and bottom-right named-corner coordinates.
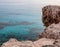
top-left (0, 5), bottom-right (44, 45)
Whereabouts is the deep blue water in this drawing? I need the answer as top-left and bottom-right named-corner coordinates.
top-left (0, 5), bottom-right (44, 45)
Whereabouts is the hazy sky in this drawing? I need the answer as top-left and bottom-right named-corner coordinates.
top-left (0, 0), bottom-right (60, 6)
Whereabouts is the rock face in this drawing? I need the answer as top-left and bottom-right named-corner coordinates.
top-left (40, 22), bottom-right (60, 39)
top-left (34, 38), bottom-right (55, 47)
top-left (42, 5), bottom-right (60, 27)
top-left (1, 38), bottom-right (55, 47)
top-left (1, 38), bottom-right (34, 47)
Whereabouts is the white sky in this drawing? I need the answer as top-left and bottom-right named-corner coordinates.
top-left (0, 0), bottom-right (60, 6)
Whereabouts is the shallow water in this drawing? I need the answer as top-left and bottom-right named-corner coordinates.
top-left (0, 5), bottom-right (44, 45)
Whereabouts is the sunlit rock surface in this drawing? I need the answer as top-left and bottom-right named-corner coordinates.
top-left (40, 22), bottom-right (60, 39)
top-left (1, 38), bottom-right (55, 47)
top-left (42, 5), bottom-right (60, 27)
top-left (1, 38), bottom-right (34, 47)
top-left (2, 38), bottom-right (60, 47)
top-left (34, 38), bottom-right (55, 47)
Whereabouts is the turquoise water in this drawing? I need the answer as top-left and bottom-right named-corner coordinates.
top-left (0, 5), bottom-right (44, 45)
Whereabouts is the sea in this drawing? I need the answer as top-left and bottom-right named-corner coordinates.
top-left (0, 4), bottom-right (44, 45)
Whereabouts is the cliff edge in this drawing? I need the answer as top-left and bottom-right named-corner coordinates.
top-left (42, 5), bottom-right (60, 27)
top-left (1, 5), bottom-right (60, 47)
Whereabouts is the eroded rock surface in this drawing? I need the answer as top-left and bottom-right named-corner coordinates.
top-left (40, 22), bottom-right (60, 39)
top-left (34, 38), bottom-right (55, 47)
top-left (1, 38), bottom-right (55, 47)
top-left (1, 38), bottom-right (34, 47)
top-left (42, 5), bottom-right (60, 27)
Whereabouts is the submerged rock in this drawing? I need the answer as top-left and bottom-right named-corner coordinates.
top-left (42, 5), bottom-right (60, 27)
top-left (39, 22), bottom-right (60, 39)
top-left (0, 21), bottom-right (34, 30)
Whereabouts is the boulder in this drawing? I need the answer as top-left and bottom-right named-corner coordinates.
top-left (42, 5), bottom-right (60, 27)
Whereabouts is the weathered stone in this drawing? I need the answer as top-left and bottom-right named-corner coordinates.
top-left (34, 38), bottom-right (55, 47)
top-left (42, 45), bottom-right (54, 47)
top-left (39, 22), bottom-right (60, 39)
top-left (1, 38), bottom-right (55, 47)
top-left (1, 38), bottom-right (34, 47)
top-left (42, 5), bottom-right (60, 27)
top-left (53, 39), bottom-right (60, 47)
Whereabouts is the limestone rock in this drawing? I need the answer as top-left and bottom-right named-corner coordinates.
top-left (53, 39), bottom-right (60, 47)
top-left (39, 22), bottom-right (60, 39)
top-left (34, 38), bottom-right (60, 47)
top-left (1, 38), bottom-right (34, 47)
top-left (42, 5), bottom-right (60, 27)
top-left (34, 38), bottom-right (55, 47)
top-left (1, 38), bottom-right (56, 47)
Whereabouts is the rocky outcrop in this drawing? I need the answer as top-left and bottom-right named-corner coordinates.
top-left (42, 5), bottom-right (60, 27)
top-left (1, 38), bottom-right (34, 47)
top-left (1, 38), bottom-right (60, 47)
top-left (39, 22), bottom-right (60, 39)
top-left (34, 38), bottom-right (55, 47)
top-left (1, 38), bottom-right (55, 47)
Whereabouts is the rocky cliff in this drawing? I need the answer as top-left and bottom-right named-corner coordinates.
top-left (1, 38), bottom-right (55, 47)
top-left (1, 5), bottom-right (60, 47)
top-left (42, 5), bottom-right (60, 27)
top-left (1, 38), bottom-right (60, 47)
top-left (39, 22), bottom-right (60, 39)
